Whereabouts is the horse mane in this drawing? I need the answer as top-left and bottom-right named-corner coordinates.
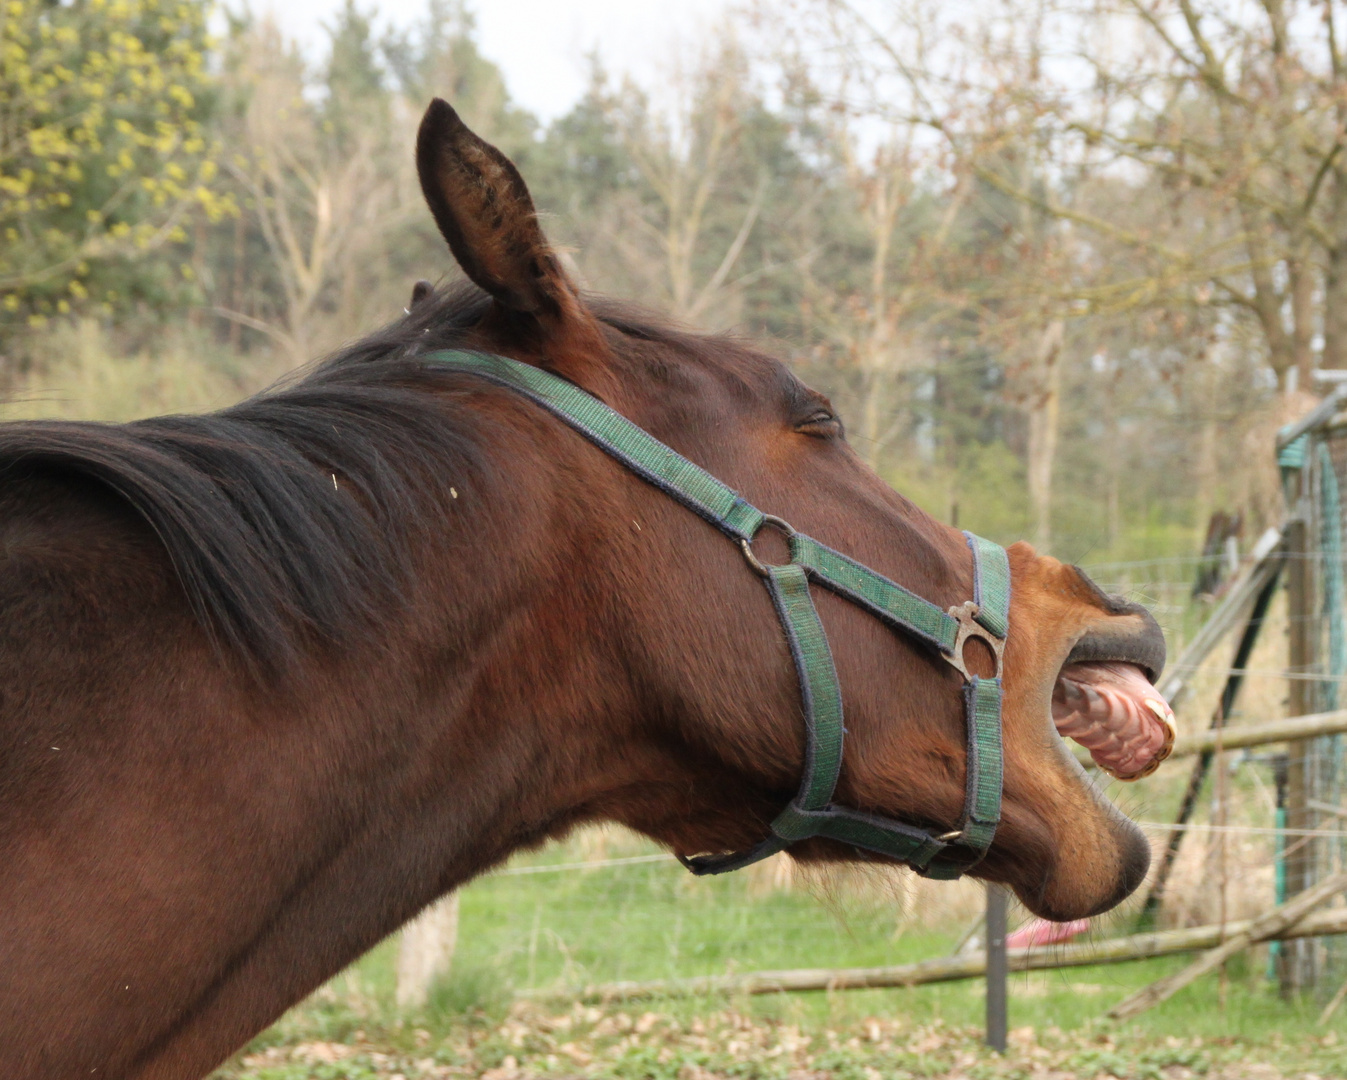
top-left (0, 283), bottom-right (767, 672)
top-left (0, 285), bottom-right (479, 670)
top-left (0, 284), bottom-right (761, 672)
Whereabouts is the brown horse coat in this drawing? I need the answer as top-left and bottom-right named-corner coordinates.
top-left (0, 100), bottom-right (1165, 1079)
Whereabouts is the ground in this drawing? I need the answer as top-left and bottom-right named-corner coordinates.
top-left (210, 819), bottom-right (1347, 1080)
top-left (215, 1001), bottom-right (1343, 1080)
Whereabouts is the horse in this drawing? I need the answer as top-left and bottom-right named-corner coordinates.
top-left (0, 99), bottom-right (1174, 1079)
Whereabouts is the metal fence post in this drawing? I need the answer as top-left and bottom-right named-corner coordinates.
top-left (986, 883), bottom-right (1008, 1052)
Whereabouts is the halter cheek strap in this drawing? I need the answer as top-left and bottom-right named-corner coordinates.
top-left (424, 349), bottom-right (1009, 880)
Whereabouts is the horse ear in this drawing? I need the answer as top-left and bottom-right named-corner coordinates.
top-left (416, 99), bottom-right (587, 330)
top-left (409, 279), bottom-right (434, 311)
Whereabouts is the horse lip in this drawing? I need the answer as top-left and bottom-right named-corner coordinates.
top-left (1048, 592), bottom-right (1166, 725)
top-left (1042, 596), bottom-right (1171, 779)
top-left (1061, 602), bottom-right (1167, 684)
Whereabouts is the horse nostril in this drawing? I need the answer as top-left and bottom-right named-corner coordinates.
top-left (961, 636), bottom-right (996, 679)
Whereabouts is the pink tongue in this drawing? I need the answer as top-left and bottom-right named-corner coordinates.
top-left (1053, 662), bottom-right (1175, 780)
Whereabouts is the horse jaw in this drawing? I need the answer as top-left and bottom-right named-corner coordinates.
top-left (991, 543), bottom-right (1162, 921)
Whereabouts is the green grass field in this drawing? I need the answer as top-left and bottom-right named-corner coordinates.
top-left (214, 831), bottom-right (1347, 1079)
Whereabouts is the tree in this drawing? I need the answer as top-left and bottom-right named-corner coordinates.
top-left (534, 41), bottom-right (829, 336)
top-left (0, 0), bottom-right (229, 335)
top-left (797, 0), bottom-right (1347, 385)
top-left (212, 1), bottom-right (538, 360)
top-left (752, 0), bottom-right (1332, 551)
top-left (216, 10), bottom-right (404, 361)
top-left (384, 0), bottom-right (535, 156)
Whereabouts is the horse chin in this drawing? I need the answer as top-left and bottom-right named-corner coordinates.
top-left (1008, 795), bottom-right (1152, 921)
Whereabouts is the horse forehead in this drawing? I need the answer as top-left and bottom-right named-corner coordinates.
top-left (608, 325), bottom-right (791, 402)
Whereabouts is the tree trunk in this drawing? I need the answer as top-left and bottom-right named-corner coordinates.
top-left (1238, 199), bottom-right (1295, 377)
top-left (1025, 320), bottom-right (1064, 552)
top-left (395, 892), bottom-right (460, 1009)
top-left (229, 211), bottom-right (245, 352)
top-left (1323, 163), bottom-right (1347, 370)
top-left (1289, 253), bottom-right (1316, 386)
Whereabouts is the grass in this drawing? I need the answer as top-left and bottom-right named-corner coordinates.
top-left (376, 858), bottom-right (1342, 1037)
top-left (212, 830), bottom-right (1347, 1079)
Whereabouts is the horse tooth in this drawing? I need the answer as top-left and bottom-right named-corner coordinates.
top-left (1145, 697), bottom-right (1176, 733)
top-left (1143, 697), bottom-right (1177, 763)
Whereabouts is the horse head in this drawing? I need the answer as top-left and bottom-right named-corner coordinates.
top-left (412, 99), bottom-right (1167, 921)
top-left (0, 97), bottom-right (1174, 1078)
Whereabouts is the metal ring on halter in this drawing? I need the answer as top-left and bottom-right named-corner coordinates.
top-left (944, 600), bottom-right (1005, 682)
top-left (739, 515), bottom-right (797, 577)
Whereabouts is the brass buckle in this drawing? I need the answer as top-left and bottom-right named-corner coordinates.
top-left (944, 600), bottom-right (1004, 681)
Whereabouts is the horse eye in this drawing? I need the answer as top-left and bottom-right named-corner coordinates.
top-left (796, 411), bottom-right (841, 437)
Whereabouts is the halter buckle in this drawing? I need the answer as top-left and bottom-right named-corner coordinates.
top-left (944, 600), bottom-right (1005, 682)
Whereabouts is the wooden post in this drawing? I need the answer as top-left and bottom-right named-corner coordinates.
top-left (1283, 504), bottom-right (1317, 996)
top-left (985, 884), bottom-right (1008, 1052)
top-left (1138, 567), bottom-right (1281, 927)
top-left (396, 892), bottom-right (460, 1009)
top-left (1111, 870), bottom-right (1347, 1021)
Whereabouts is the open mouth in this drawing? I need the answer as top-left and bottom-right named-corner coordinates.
top-left (1052, 661), bottom-right (1176, 780)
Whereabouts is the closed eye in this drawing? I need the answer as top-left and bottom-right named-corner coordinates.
top-left (795, 410), bottom-right (843, 438)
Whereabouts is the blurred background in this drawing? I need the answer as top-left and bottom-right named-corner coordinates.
top-left (9, 0), bottom-right (1347, 1072)
top-left (4, 0), bottom-right (1302, 566)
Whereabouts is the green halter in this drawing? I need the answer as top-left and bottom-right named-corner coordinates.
top-left (425, 350), bottom-right (1010, 880)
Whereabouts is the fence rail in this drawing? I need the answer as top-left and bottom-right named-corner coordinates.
top-left (527, 906), bottom-right (1347, 1003)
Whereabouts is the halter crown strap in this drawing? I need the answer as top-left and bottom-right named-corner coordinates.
top-left (424, 349), bottom-right (1008, 878)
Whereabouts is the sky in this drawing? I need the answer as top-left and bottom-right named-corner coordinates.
top-left (259, 0), bottom-right (736, 123)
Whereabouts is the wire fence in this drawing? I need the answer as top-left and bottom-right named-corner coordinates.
top-left (1267, 424), bottom-right (1347, 993)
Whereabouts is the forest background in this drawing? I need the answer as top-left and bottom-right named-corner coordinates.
top-left (5, 0), bottom-right (1342, 566)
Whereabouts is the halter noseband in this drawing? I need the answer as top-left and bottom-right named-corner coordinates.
top-left (426, 350), bottom-right (1009, 880)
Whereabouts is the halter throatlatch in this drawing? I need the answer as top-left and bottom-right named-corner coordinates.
top-left (425, 349), bottom-right (1010, 881)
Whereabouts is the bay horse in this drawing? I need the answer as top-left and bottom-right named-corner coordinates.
top-left (0, 100), bottom-right (1174, 1079)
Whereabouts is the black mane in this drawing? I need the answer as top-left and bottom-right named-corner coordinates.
top-left (0, 284), bottom-right (743, 672)
top-left (0, 284), bottom-right (502, 671)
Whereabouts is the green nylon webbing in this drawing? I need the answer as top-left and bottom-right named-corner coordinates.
top-left (688, 561), bottom-right (959, 876)
top-left (422, 348), bottom-right (1008, 879)
top-left (968, 534), bottom-right (1011, 639)
top-left (789, 533), bottom-right (959, 654)
top-left (425, 350), bottom-right (765, 541)
top-left (960, 677), bottom-right (1005, 851)
top-left (423, 349), bottom-right (967, 656)
top-left (766, 564), bottom-right (844, 811)
top-left (763, 678), bottom-right (1002, 878)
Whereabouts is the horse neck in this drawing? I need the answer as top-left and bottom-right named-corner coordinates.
top-left (0, 407), bottom-right (795, 1076)
top-left (377, 440), bottom-right (807, 890)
